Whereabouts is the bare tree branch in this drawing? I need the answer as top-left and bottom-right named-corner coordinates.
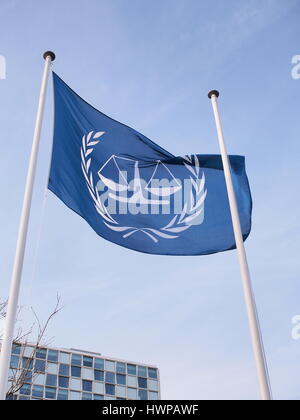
top-left (1, 295), bottom-right (62, 398)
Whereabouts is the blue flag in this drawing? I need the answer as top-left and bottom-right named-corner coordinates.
top-left (48, 73), bottom-right (252, 256)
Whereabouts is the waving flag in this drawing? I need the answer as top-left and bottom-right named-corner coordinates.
top-left (48, 73), bottom-right (252, 255)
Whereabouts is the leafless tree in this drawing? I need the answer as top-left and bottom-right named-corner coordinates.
top-left (0, 295), bottom-right (62, 399)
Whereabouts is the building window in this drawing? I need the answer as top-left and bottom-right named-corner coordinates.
top-left (116, 362), bottom-right (126, 374)
top-left (70, 391), bottom-right (80, 400)
top-left (138, 366), bottom-right (147, 377)
top-left (23, 346), bottom-right (34, 358)
top-left (127, 364), bottom-right (136, 375)
top-left (149, 391), bottom-right (158, 400)
top-left (10, 355), bottom-right (19, 369)
top-left (127, 376), bottom-right (137, 387)
top-left (23, 370), bottom-right (32, 383)
top-left (45, 387), bottom-right (56, 399)
top-left (34, 359), bottom-right (45, 373)
top-left (148, 379), bottom-right (158, 391)
top-left (93, 394), bottom-right (104, 400)
top-left (82, 392), bottom-right (92, 400)
top-left (47, 349), bottom-right (58, 362)
top-left (71, 365), bottom-right (81, 378)
top-left (22, 357), bottom-right (33, 370)
top-left (71, 353), bottom-right (82, 366)
top-left (58, 376), bottom-right (69, 388)
top-left (33, 373), bottom-right (45, 386)
top-left (116, 374), bottom-right (126, 385)
top-left (105, 371), bottom-right (115, 384)
top-left (94, 358), bottom-right (104, 370)
top-left (105, 384), bottom-right (115, 396)
top-left (148, 367), bottom-right (158, 379)
top-left (138, 389), bottom-right (148, 400)
top-left (105, 360), bottom-right (115, 372)
top-left (83, 356), bottom-right (93, 367)
top-left (47, 362), bottom-right (58, 374)
top-left (32, 385), bottom-right (44, 398)
top-left (46, 374), bottom-right (57, 387)
top-left (82, 380), bottom-right (92, 392)
top-left (11, 343), bottom-right (21, 355)
top-left (127, 387), bottom-right (137, 399)
top-left (82, 367), bottom-right (93, 380)
top-left (116, 385), bottom-right (126, 398)
top-left (70, 378), bottom-right (81, 391)
top-left (59, 363), bottom-right (70, 376)
top-left (94, 370), bottom-right (104, 381)
top-left (93, 382), bottom-right (104, 394)
top-left (19, 384), bottom-right (31, 395)
top-left (57, 389), bottom-right (68, 400)
top-left (138, 377), bottom-right (147, 389)
top-left (36, 348), bottom-right (47, 359)
top-left (59, 352), bottom-right (70, 364)
top-left (6, 394), bottom-right (17, 400)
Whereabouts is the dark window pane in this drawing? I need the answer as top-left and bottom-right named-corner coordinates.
top-left (116, 362), bottom-right (126, 374)
top-left (105, 371), bottom-right (115, 384)
top-left (138, 377), bottom-right (147, 388)
top-left (32, 385), bottom-right (44, 398)
top-left (94, 370), bottom-right (104, 381)
top-left (127, 364), bottom-right (136, 375)
top-left (12, 343), bottom-right (21, 355)
top-left (10, 355), bottom-right (19, 369)
top-left (36, 348), bottom-right (47, 359)
top-left (19, 396), bottom-right (29, 400)
top-left (82, 380), bottom-right (92, 392)
top-left (45, 387), bottom-right (56, 399)
top-left (23, 370), bottom-right (32, 383)
top-left (105, 384), bottom-right (115, 396)
top-left (83, 356), bottom-right (93, 367)
top-left (46, 374), bottom-right (57, 387)
top-left (138, 366), bottom-right (147, 377)
top-left (34, 359), bottom-right (45, 373)
top-left (148, 368), bottom-right (158, 379)
top-left (47, 349), bottom-right (58, 362)
top-left (138, 389), bottom-right (148, 400)
top-left (22, 357), bottom-right (33, 370)
top-left (20, 384), bottom-right (31, 395)
top-left (116, 374), bottom-right (126, 385)
top-left (57, 389), bottom-right (68, 400)
top-left (94, 394), bottom-right (104, 400)
top-left (82, 392), bottom-right (92, 400)
top-left (71, 354), bottom-right (82, 366)
top-left (6, 394), bottom-right (17, 400)
top-left (94, 358), bottom-right (104, 369)
top-left (59, 376), bottom-right (69, 388)
top-left (71, 366), bottom-right (81, 378)
top-left (59, 363), bottom-right (70, 376)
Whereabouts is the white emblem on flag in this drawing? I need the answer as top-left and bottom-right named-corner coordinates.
top-left (81, 131), bottom-right (207, 242)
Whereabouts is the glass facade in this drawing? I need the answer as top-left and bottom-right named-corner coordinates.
top-left (5, 343), bottom-right (160, 400)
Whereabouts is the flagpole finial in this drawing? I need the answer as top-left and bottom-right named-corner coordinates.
top-left (208, 90), bottom-right (219, 99)
top-left (43, 51), bottom-right (56, 61)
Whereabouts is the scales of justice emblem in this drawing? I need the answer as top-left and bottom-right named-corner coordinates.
top-left (81, 131), bottom-right (207, 242)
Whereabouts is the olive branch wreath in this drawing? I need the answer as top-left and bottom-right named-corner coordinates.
top-left (81, 131), bottom-right (207, 243)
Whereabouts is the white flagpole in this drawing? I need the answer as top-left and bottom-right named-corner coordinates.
top-left (208, 90), bottom-right (272, 400)
top-left (0, 51), bottom-right (55, 400)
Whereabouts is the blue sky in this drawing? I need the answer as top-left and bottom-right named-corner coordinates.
top-left (0, 0), bottom-right (300, 400)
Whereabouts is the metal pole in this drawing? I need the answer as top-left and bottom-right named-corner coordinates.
top-left (0, 51), bottom-right (55, 400)
top-left (208, 90), bottom-right (272, 400)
